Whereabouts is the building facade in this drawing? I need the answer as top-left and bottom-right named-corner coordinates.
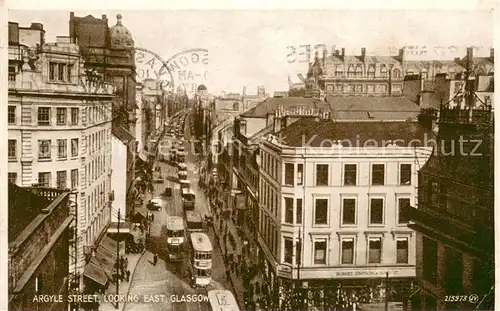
top-left (306, 47), bottom-right (492, 98)
top-left (256, 116), bottom-right (433, 310)
top-left (69, 13), bottom-right (138, 220)
top-left (405, 105), bottom-right (494, 309)
top-left (8, 25), bottom-right (115, 283)
top-left (8, 185), bottom-right (74, 311)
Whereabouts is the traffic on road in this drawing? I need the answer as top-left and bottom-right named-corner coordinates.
top-left (123, 109), bottom-right (235, 311)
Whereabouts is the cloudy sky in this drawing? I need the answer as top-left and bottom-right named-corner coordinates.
top-left (8, 8), bottom-right (494, 95)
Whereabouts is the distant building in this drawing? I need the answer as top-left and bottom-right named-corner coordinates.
top-left (7, 22), bottom-right (114, 287)
top-left (305, 47), bottom-right (490, 97)
top-left (403, 47), bottom-right (494, 110)
top-left (257, 116), bottom-right (433, 309)
top-left (8, 185), bottom-right (74, 311)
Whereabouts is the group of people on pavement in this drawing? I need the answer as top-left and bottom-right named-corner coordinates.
top-left (113, 256), bottom-right (131, 283)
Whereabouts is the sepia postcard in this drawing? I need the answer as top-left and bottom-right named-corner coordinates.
top-left (1, 1), bottom-right (497, 311)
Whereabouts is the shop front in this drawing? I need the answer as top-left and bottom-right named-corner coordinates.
top-left (273, 266), bottom-right (415, 311)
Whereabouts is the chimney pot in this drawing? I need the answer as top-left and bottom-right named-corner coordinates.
top-left (490, 48), bottom-right (494, 61)
top-left (341, 48), bottom-right (345, 57)
top-left (361, 47), bottom-right (366, 58)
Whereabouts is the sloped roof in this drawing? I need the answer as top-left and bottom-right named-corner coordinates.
top-left (277, 118), bottom-right (434, 147)
top-left (241, 97), bottom-right (328, 117)
top-left (112, 125), bottom-right (135, 144)
top-left (8, 183), bottom-right (52, 242)
top-left (326, 96), bottom-right (421, 121)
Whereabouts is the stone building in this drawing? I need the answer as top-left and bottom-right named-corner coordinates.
top-left (69, 12), bottom-right (138, 220)
top-left (405, 100), bottom-right (494, 310)
top-left (8, 22), bottom-right (115, 288)
top-left (305, 47), bottom-right (491, 98)
top-left (8, 185), bottom-right (74, 311)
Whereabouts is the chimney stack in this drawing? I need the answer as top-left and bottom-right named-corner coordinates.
top-left (315, 51), bottom-right (319, 61)
top-left (490, 48), bottom-right (494, 62)
top-left (102, 14), bottom-right (107, 22)
top-left (361, 47), bottom-right (366, 62)
top-left (341, 48), bottom-right (345, 60)
top-left (398, 48), bottom-right (405, 62)
top-left (323, 49), bottom-right (327, 66)
top-left (466, 47), bottom-right (474, 71)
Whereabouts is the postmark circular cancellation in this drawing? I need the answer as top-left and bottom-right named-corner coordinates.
top-left (135, 47), bottom-right (208, 97)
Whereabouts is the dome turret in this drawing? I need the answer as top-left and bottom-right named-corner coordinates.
top-left (109, 14), bottom-right (134, 49)
top-left (197, 84), bottom-right (207, 91)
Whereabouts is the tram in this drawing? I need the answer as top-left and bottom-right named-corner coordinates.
top-left (166, 216), bottom-right (185, 261)
top-left (189, 232), bottom-right (212, 287)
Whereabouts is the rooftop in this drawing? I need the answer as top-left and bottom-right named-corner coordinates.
top-left (326, 96), bottom-right (421, 121)
top-left (276, 118), bottom-right (434, 148)
top-left (241, 97), bottom-right (329, 118)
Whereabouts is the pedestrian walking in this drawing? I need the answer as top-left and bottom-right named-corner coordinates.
top-left (153, 253), bottom-right (158, 265)
top-left (151, 213), bottom-right (155, 222)
top-left (126, 270), bottom-right (130, 282)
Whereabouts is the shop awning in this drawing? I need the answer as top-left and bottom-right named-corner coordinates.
top-left (90, 253), bottom-right (114, 278)
top-left (107, 222), bottom-right (131, 233)
top-left (100, 236), bottom-right (125, 255)
top-left (83, 263), bottom-right (108, 287)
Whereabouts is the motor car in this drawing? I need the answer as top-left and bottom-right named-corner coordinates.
top-left (147, 197), bottom-right (167, 210)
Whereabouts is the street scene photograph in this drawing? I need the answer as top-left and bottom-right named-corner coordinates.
top-left (4, 6), bottom-right (495, 311)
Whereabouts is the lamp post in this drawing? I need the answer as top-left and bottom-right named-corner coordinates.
top-left (115, 209), bottom-right (120, 310)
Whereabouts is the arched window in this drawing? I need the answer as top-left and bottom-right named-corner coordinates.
top-left (347, 65), bottom-right (355, 78)
top-left (355, 64), bottom-right (363, 77)
top-left (367, 65), bottom-right (375, 78)
top-left (380, 65), bottom-right (388, 78)
top-left (392, 69), bottom-right (401, 78)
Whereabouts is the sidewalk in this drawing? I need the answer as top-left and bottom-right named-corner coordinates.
top-left (98, 251), bottom-right (145, 311)
top-left (211, 209), bottom-right (245, 307)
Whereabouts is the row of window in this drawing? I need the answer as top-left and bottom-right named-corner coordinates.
top-left (332, 65), bottom-right (401, 79)
top-left (283, 236), bottom-right (409, 265)
top-left (259, 179), bottom-right (278, 218)
top-left (8, 138), bottom-right (79, 160)
top-left (309, 196), bottom-right (410, 226)
top-left (283, 196), bottom-right (410, 226)
top-left (8, 106), bottom-right (80, 126)
top-left (8, 129), bottom-right (110, 161)
top-left (20, 169), bottom-right (80, 189)
top-left (21, 105), bottom-right (109, 126)
top-left (85, 209), bottom-right (108, 248)
top-left (85, 180), bottom-right (108, 226)
top-left (260, 211), bottom-right (279, 260)
top-left (326, 84), bottom-right (391, 94)
top-left (262, 151), bottom-right (279, 180)
top-left (284, 163), bottom-right (412, 187)
top-left (49, 62), bottom-right (73, 83)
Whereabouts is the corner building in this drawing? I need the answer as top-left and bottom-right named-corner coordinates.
top-left (7, 23), bottom-right (114, 286)
top-left (257, 115), bottom-right (434, 309)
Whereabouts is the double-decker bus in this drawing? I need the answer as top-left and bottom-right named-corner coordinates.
top-left (207, 290), bottom-right (240, 311)
top-left (189, 232), bottom-right (212, 287)
top-left (185, 210), bottom-right (203, 232)
top-left (166, 216), bottom-right (185, 261)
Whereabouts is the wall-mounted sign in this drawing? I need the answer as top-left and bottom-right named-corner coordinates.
top-left (277, 264), bottom-right (292, 278)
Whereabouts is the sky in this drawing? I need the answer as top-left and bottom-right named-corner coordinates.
top-left (8, 9), bottom-right (495, 95)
